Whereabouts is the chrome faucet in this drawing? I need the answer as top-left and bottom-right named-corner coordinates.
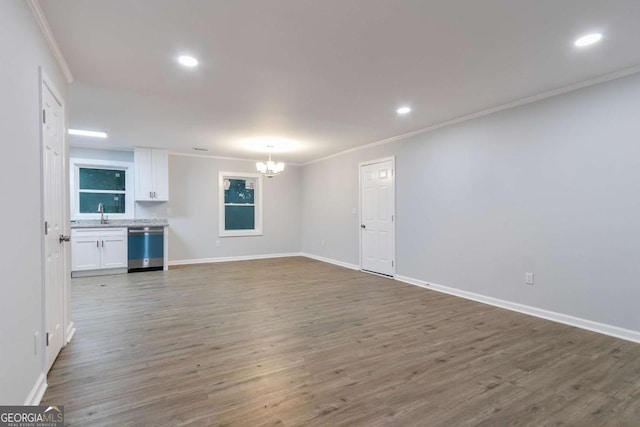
top-left (97, 203), bottom-right (106, 224)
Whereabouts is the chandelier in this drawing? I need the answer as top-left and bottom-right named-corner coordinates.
top-left (256, 146), bottom-right (285, 178)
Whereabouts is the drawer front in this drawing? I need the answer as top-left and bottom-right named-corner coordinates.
top-left (72, 227), bottom-right (127, 238)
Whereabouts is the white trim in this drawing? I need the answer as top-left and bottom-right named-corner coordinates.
top-left (394, 275), bottom-right (640, 344)
top-left (27, 0), bottom-right (74, 83)
top-left (170, 151), bottom-right (303, 166)
top-left (301, 253), bottom-right (360, 270)
top-left (65, 321), bottom-right (76, 345)
top-left (169, 252), bottom-right (302, 266)
top-left (303, 65), bottom-right (640, 166)
top-left (359, 156), bottom-right (396, 168)
top-left (171, 151), bottom-right (262, 162)
top-left (394, 274), bottom-right (426, 288)
top-left (24, 373), bottom-right (47, 406)
top-left (70, 143), bottom-right (133, 152)
top-left (218, 172), bottom-right (263, 237)
top-left (358, 156), bottom-right (396, 276)
top-left (69, 158), bottom-right (135, 220)
top-left (72, 267), bottom-right (128, 278)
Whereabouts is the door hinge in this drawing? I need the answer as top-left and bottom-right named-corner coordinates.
top-left (44, 221), bottom-right (48, 235)
top-left (46, 332), bottom-right (50, 347)
top-left (43, 109), bottom-right (46, 124)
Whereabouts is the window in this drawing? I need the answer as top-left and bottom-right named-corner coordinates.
top-left (70, 158), bottom-right (134, 219)
top-left (219, 172), bottom-right (263, 236)
top-left (79, 168), bottom-right (126, 213)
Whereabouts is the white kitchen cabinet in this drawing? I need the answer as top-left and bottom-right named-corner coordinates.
top-left (135, 147), bottom-right (169, 201)
top-left (71, 236), bottom-right (102, 270)
top-left (71, 228), bottom-right (128, 275)
top-left (100, 234), bottom-right (128, 269)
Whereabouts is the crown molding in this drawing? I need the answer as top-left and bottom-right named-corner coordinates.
top-left (27, 0), bottom-right (74, 83)
top-left (304, 64), bottom-right (640, 166)
top-left (169, 151), bottom-right (302, 166)
top-left (69, 143), bottom-right (133, 152)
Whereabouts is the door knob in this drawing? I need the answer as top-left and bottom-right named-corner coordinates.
top-left (360, 224), bottom-right (366, 229)
top-left (59, 234), bottom-right (70, 243)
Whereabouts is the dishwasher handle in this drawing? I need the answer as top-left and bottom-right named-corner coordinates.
top-left (128, 227), bottom-right (164, 235)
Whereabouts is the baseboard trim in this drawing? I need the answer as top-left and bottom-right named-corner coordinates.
top-left (395, 275), bottom-right (427, 288)
top-left (65, 321), bottom-right (76, 345)
top-left (71, 268), bottom-right (128, 278)
top-left (169, 252), bottom-right (302, 267)
top-left (24, 373), bottom-right (47, 406)
top-left (301, 253), bottom-right (360, 270)
top-left (395, 275), bottom-right (640, 344)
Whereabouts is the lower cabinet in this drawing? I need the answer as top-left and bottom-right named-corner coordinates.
top-left (71, 227), bottom-right (128, 275)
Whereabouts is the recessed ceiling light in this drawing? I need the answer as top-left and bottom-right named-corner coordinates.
top-left (574, 33), bottom-right (603, 47)
top-left (396, 106), bottom-right (412, 115)
top-left (68, 129), bottom-right (107, 138)
top-left (178, 55), bottom-right (199, 67)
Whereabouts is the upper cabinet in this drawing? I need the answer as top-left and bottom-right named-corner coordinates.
top-left (134, 147), bottom-right (169, 201)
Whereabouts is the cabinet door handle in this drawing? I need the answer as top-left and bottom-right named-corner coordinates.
top-left (96, 240), bottom-right (99, 248)
top-left (102, 240), bottom-right (104, 248)
top-left (149, 191), bottom-right (153, 198)
top-left (153, 191), bottom-right (157, 198)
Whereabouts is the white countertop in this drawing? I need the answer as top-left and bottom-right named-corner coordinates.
top-left (70, 219), bottom-right (169, 228)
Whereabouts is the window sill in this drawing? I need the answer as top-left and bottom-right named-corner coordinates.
top-left (219, 230), bottom-right (263, 237)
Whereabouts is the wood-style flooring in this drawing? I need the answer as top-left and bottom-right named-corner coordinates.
top-left (43, 257), bottom-right (640, 426)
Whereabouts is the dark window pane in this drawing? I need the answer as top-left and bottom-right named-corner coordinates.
top-left (79, 193), bottom-right (126, 213)
top-left (224, 179), bottom-right (254, 204)
top-left (225, 205), bottom-right (255, 230)
top-left (79, 168), bottom-right (125, 191)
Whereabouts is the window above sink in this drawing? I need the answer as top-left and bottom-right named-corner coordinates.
top-left (70, 158), bottom-right (134, 220)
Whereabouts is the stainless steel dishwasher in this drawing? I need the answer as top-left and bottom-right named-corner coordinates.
top-left (128, 226), bottom-right (164, 272)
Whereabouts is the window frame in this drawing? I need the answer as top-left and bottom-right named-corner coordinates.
top-left (219, 171), bottom-right (263, 237)
top-left (70, 158), bottom-right (135, 220)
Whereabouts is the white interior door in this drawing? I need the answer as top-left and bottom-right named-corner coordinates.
top-left (42, 78), bottom-right (66, 372)
top-left (360, 158), bottom-right (395, 276)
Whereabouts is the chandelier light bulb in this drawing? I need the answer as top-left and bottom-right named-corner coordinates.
top-left (256, 146), bottom-right (285, 178)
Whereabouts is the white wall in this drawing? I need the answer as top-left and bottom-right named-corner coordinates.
top-left (160, 154), bottom-right (301, 262)
top-left (69, 146), bottom-right (133, 163)
top-left (302, 72), bottom-right (640, 334)
top-left (0, 1), bottom-right (68, 404)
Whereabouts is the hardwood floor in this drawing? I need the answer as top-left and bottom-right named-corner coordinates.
top-left (43, 257), bottom-right (640, 426)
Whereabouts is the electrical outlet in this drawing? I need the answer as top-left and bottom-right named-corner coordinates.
top-left (216, 240), bottom-right (221, 247)
top-left (351, 207), bottom-right (356, 215)
top-left (525, 272), bottom-right (534, 285)
top-left (321, 239), bottom-right (325, 247)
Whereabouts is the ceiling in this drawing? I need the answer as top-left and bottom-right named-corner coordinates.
top-left (40, 0), bottom-right (640, 163)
